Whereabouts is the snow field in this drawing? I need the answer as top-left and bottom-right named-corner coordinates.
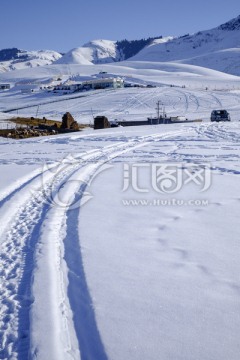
top-left (0, 58), bottom-right (240, 359)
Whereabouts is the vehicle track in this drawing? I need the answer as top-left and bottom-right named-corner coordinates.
top-left (209, 93), bottom-right (222, 108)
top-left (0, 158), bottom-right (89, 359)
top-left (0, 148), bottom-right (122, 359)
top-left (4, 89), bottom-right (118, 114)
top-left (0, 128), bottom-right (191, 359)
top-left (32, 128), bottom-right (193, 360)
top-left (194, 122), bottom-right (240, 142)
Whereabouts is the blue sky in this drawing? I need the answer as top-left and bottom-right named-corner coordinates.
top-left (0, 0), bottom-right (239, 52)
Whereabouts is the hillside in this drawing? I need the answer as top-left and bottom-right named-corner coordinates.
top-left (56, 37), bottom-right (161, 65)
top-left (130, 15), bottom-right (240, 75)
top-left (0, 48), bottom-right (62, 73)
top-left (56, 40), bottom-right (118, 65)
top-left (0, 37), bottom-right (161, 70)
top-left (0, 16), bottom-right (240, 75)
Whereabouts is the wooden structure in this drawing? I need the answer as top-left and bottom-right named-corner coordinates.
top-left (94, 116), bottom-right (110, 130)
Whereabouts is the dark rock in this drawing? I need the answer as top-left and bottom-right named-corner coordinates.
top-left (61, 112), bottom-right (79, 130)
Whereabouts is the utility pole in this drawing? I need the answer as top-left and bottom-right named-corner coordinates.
top-left (90, 108), bottom-right (94, 127)
top-left (156, 100), bottom-right (164, 123)
top-left (163, 104), bottom-right (166, 123)
top-left (155, 101), bottom-right (166, 124)
top-left (156, 101), bottom-right (160, 123)
top-left (36, 105), bottom-right (40, 118)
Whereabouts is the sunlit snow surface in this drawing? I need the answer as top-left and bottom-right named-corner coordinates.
top-left (0, 60), bottom-right (240, 126)
top-left (0, 61), bottom-right (240, 359)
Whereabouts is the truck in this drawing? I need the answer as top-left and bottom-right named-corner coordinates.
top-left (210, 110), bottom-right (231, 122)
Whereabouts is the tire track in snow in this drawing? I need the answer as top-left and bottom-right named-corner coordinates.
top-left (0, 149), bottom-right (118, 359)
top-left (63, 174), bottom-right (108, 360)
top-left (0, 145), bottom-right (126, 218)
top-left (194, 122), bottom-right (240, 142)
top-left (0, 128), bottom-right (191, 359)
top-left (209, 93), bottom-right (222, 108)
top-left (208, 125), bottom-right (240, 142)
top-left (4, 89), bottom-right (117, 114)
top-left (0, 160), bottom-right (90, 359)
top-left (49, 128), bottom-right (192, 360)
top-left (189, 94), bottom-right (200, 111)
top-left (30, 129), bottom-right (194, 359)
top-left (0, 163), bottom-right (64, 210)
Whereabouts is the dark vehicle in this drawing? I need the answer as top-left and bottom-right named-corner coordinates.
top-left (211, 110), bottom-right (231, 122)
top-left (109, 120), bottom-right (119, 128)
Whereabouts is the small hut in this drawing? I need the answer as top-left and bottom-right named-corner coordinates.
top-left (94, 116), bottom-right (110, 130)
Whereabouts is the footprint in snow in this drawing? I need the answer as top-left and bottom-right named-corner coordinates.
top-left (157, 238), bottom-right (168, 249)
top-left (158, 224), bottom-right (167, 231)
top-left (173, 248), bottom-right (189, 261)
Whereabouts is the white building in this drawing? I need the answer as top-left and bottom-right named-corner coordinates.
top-left (53, 83), bottom-right (82, 93)
top-left (15, 80), bottom-right (40, 93)
top-left (82, 77), bottom-right (124, 90)
top-left (52, 77), bottom-right (124, 94)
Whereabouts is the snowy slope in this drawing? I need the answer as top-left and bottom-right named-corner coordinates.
top-left (0, 59), bottom-right (238, 88)
top-left (130, 15), bottom-right (240, 75)
top-left (0, 59), bottom-right (240, 125)
top-left (0, 49), bottom-right (62, 72)
top-left (0, 59), bottom-right (240, 128)
top-left (56, 40), bottom-right (118, 65)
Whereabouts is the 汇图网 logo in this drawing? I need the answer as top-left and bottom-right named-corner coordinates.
top-left (123, 162), bottom-right (211, 194)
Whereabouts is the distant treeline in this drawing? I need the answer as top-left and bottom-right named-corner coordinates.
top-left (0, 48), bottom-right (28, 62)
top-left (116, 36), bottom-right (162, 60)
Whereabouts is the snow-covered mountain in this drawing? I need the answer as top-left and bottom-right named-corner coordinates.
top-left (0, 37), bottom-right (157, 70)
top-left (1, 15), bottom-right (240, 75)
top-left (130, 15), bottom-right (240, 75)
top-left (56, 40), bottom-right (118, 65)
top-left (56, 15), bottom-right (240, 74)
top-left (55, 37), bottom-right (161, 65)
top-left (0, 48), bottom-right (62, 73)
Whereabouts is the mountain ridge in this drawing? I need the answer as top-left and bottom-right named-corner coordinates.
top-left (0, 15), bottom-right (240, 75)
top-left (0, 48), bottom-right (62, 73)
top-left (130, 15), bottom-right (240, 75)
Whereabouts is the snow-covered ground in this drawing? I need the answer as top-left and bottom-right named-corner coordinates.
top-left (0, 50), bottom-right (62, 73)
top-left (130, 15), bottom-right (240, 76)
top-left (0, 59), bottom-right (240, 360)
top-left (0, 61), bottom-right (240, 125)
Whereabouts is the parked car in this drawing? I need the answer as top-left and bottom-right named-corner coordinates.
top-left (210, 110), bottom-right (231, 122)
top-left (109, 120), bottom-right (119, 128)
